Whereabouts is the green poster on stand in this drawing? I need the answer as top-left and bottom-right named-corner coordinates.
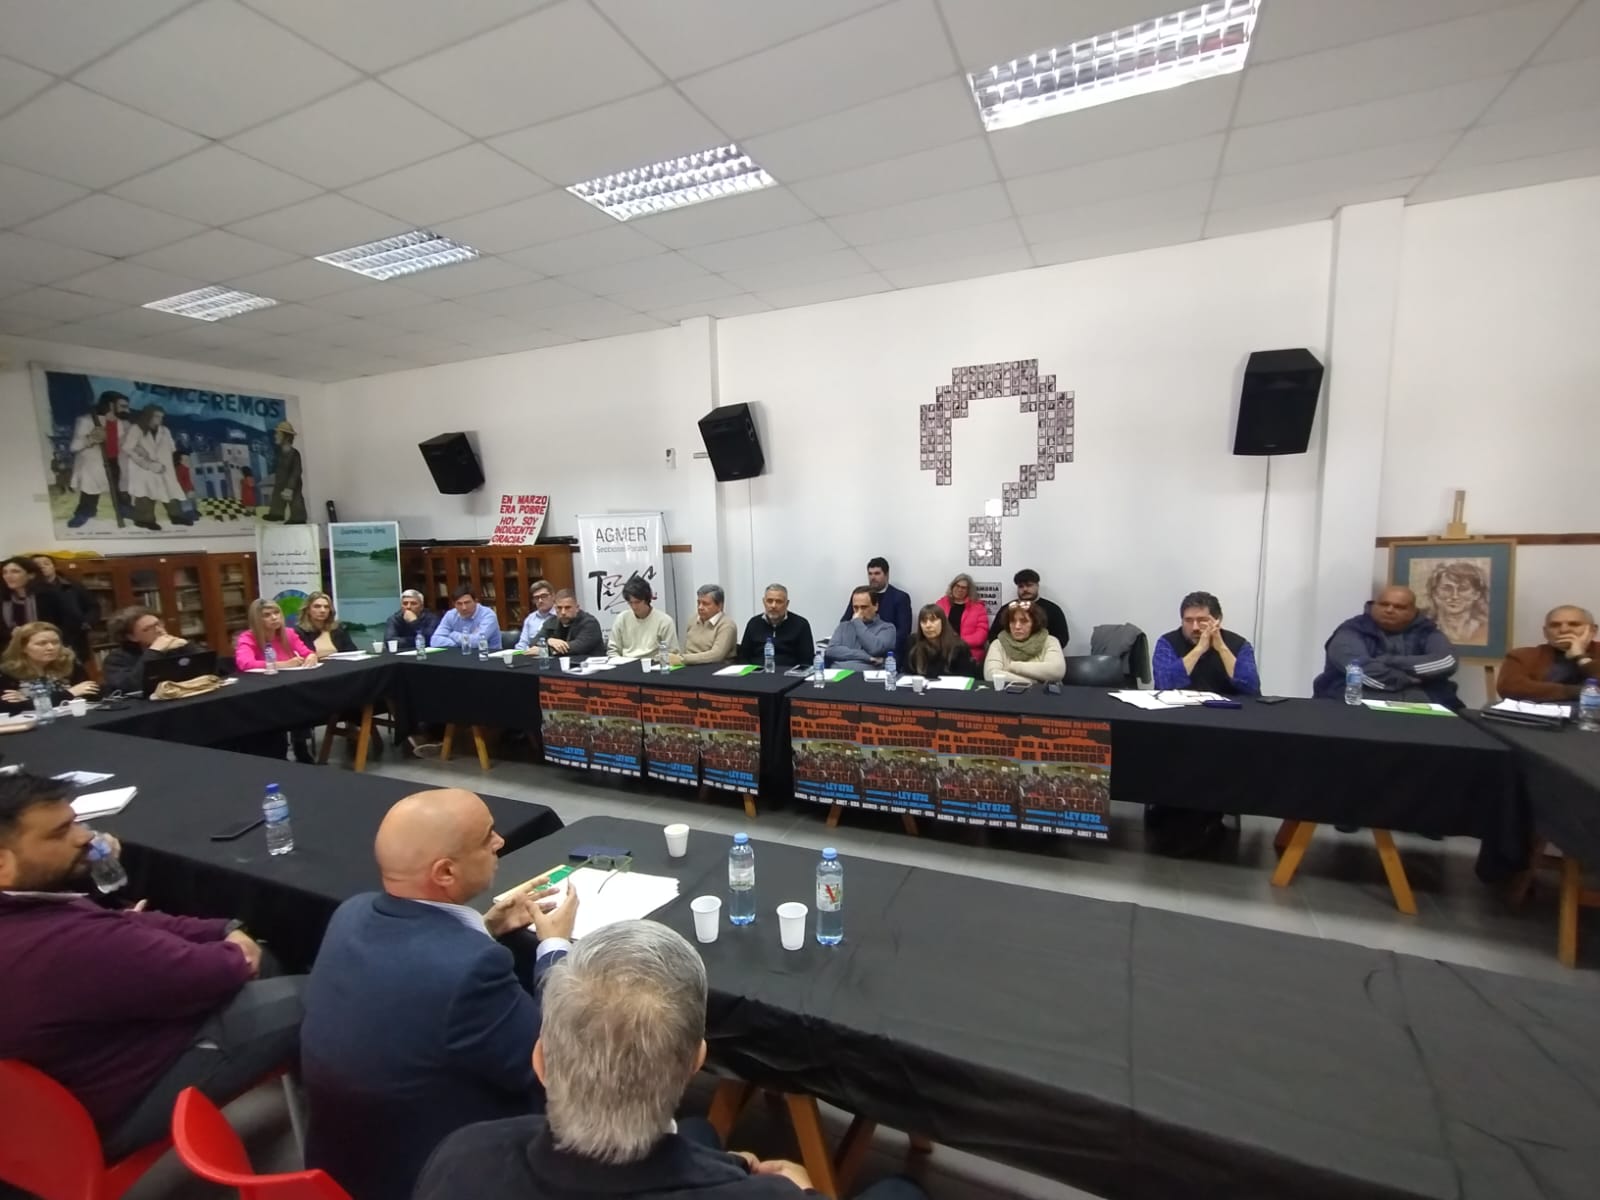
top-left (328, 521), bottom-right (401, 640)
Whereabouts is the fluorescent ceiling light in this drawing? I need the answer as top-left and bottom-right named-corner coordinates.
top-left (969, 0), bottom-right (1260, 132)
top-left (143, 286), bottom-right (277, 322)
top-left (316, 229), bottom-right (479, 281)
top-left (568, 143), bottom-right (775, 221)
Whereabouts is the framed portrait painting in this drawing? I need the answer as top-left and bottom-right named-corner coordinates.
top-left (1387, 538), bottom-right (1515, 661)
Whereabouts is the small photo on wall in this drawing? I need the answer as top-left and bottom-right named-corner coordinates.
top-left (1387, 538), bottom-right (1516, 661)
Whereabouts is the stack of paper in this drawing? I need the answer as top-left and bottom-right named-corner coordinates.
top-left (71, 786), bottom-right (136, 820)
top-left (55, 770), bottom-right (114, 786)
top-left (715, 664), bottom-right (759, 677)
top-left (1489, 698), bottom-right (1572, 720)
top-left (925, 676), bottom-right (976, 691)
top-left (498, 867), bottom-right (679, 940)
top-left (1111, 690), bottom-right (1222, 710)
top-left (322, 651), bottom-right (373, 661)
top-left (1361, 699), bottom-right (1455, 717)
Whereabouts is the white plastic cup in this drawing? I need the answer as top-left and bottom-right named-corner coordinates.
top-left (991, 670), bottom-right (1009, 689)
top-left (371, 640), bottom-right (383, 654)
top-left (691, 895), bottom-right (721, 943)
top-left (559, 656), bottom-right (571, 671)
top-left (911, 676), bottom-right (926, 695)
top-left (777, 902), bottom-right (807, 951)
top-left (664, 823), bottom-right (689, 857)
top-left (387, 639), bottom-right (399, 653)
top-left (67, 698), bottom-right (88, 717)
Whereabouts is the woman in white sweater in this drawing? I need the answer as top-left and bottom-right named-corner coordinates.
top-left (983, 601), bottom-right (1066, 684)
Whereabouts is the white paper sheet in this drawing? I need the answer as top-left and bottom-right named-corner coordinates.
top-left (71, 786), bottom-right (136, 820)
top-left (55, 770), bottom-right (114, 786)
top-left (924, 676), bottom-right (975, 691)
top-left (1490, 698), bottom-right (1572, 719)
top-left (715, 665), bottom-right (758, 677)
top-left (497, 867), bottom-right (679, 940)
top-left (321, 651), bottom-right (373, 661)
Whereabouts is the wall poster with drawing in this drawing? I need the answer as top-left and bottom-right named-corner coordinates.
top-left (1387, 538), bottom-right (1515, 661)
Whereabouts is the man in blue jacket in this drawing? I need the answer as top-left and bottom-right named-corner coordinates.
top-left (839, 557), bottom-right (911, 658)
top-left (1312, 586), bottom-right (1460, 708)
top-left (301, 788), bottom-right (577, 1200)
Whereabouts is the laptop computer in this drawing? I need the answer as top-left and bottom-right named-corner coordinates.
top-left (141, 648), bottom-right (219, 697)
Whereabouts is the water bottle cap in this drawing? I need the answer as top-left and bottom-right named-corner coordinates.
top-left (733, 832), bottom-right (749, 844)
top-left (87, 838), bottom-right (109, 861)
top-left (265, 783), bottom-right (280, 793)
top-left (821, 847), bottom-right (838, 860)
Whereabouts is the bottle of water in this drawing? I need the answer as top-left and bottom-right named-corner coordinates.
top-left (1344, 660), bottom-right (1363, 705)
top-left (460, 630), bottom-right (472, 656)
top-left (414, 631), bottom-right (427, 659)
top-left (763, 635), bottom-right (775, 675)
top-left (1578, 679), bottom-right (1600, 733)
top-left (86, 833), bottom-right (128, 894)
top-left (31, 682), bottom-right (56, 725)
top-left (883, 651), bottom-right (897, 692)
top-left (728, 833), bottom-right (756, 925)
top-left (656, 637), bottom-right (669, 671)
top-left (816, 847), bottom-right (843, 945)
top-left (477, 634), bottom-right (489, 661)
top-left (535, 634), bottom-right (548, 671)
top-left (812, 646), bottom-right (826, 689)
top-left (263, 645), bottom-right (277, 676)
top-left (263, 784), bottom-right (294, 856)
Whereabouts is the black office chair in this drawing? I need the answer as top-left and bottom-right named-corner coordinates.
top-left (1062, 654), bottom-right (1124, 687)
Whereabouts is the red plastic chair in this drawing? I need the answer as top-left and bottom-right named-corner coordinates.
top-left (171, 1087), bottom-right (350, 1199)
top-left (0, 1059), bottom-right (169, 1200)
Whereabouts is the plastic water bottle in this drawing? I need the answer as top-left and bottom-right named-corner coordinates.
top-left (816, 848), bottom-right (843, 945)
top-left (87, 833), bottom-right (128, 894)
top-left (1578, 679), bottom-right (1600, 733)
top-left (477, 634), bottom-right (489, 661)
top-left (812, 646), bottom-right (826, 689)
top-left (31, 682), bottom-right (56, 724)
top-left (1344, 661), bottom-right (1363, 706)
top-left (414, 631), bottom-right (426, 659)
top-left (763, 635), bottom-right (775, 675)
top-left (459, 630), bottom-right (472, 656)
top-left (263, 784), bottom-right (294, 856)
top-left (883, 651), bottom-right (897, 692)
top-left (728, 833), bottom-right (756, 925)
top-left (535, 635), bottom-right (548, 671)
top-left (656, 637), bottom-right (669, 671)
top-left (263, 645), bottom-right (277, 676)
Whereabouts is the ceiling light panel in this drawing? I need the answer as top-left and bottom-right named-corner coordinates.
top-left (143, 286), bottom-right (277, 322)
top-left (315, 230), bottom-right (480, 281)
top-left (969, 0), bottom-right (1260, 132)
top-left (568, 143), bottom-right (776, 221)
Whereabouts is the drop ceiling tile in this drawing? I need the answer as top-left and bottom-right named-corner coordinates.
top-left (1019, 181), bottom-right (1212, 243)
top-left (792, 139), bottom-right (997, 217)
top-left (1236, 2), bottom-right (1571, 125)
top-left (227, 81), bottom-right (469, 189)
top-left (0, 310), bottom-right (55, 335)
top-left (857, 218), bottom-right (1025, 271)
top-left (743, 78), bottom-right (982, 183)
top-left (500, 226), bottom-right (664, 276)
top-left (937, 0), bottom-right (1154, 70)
top-left (222, 302), bottom-right (337, 336)
top-left (1482, 54), bottom-right (1600, 122)
top-left (754, 273), bottom-right (890, 309)
top-left (1437, 105), bottom-right (1600, 171)
top-left (0, 232), bottom-right (112, 284)
top-left (77, 0), bottom-right (359, 139)
top-left (1211, 136), bottom-right (1455, 210)
top-left (130, 229), bottom-right (299, 280)
top-left (1249, 0), bottom-right (1525, 63)
top-left (227, 193), bottom-right (411, 257)
top-left (679, 0), bottom-right (958, 139)
top-left (881, 248), bottom-right (1036, 289)
top-left (649, 293), bottom-right (772, 322)
top-left (989, 74), bottom-right (1239, 179)
top-left (490, 88), bottom-right (725, 187)
top-left (398, 256), bottom-right (539, 300)
top-left (432, 190), bottom-right (615, 254)
top-left (1203, 182), bottom-right (1413, 239)
top-left (38, 322), bottom-right (149, 351)
top-left (447, 313), bottom-right (559, 346)
top-left (226, 258), bottom-right (360, 302)
top-left (382, 2), bottom-right (661, 138)
top-left (0, 84), bottom-right (206, 188)
top-left (0, 55), bottom-right (52, 115)
top-left (1536, 0), bottom-right (1600, 62)
top-left (1031, 216), bottom-right (1204, 265)
top-left (0, 163), bottom-right (89, 228)
top-left (112, 146), bottom-right (323, 226)
top-left (55, 261), bottom-right (203, 304)
top-left (684, 222), bottom-right (847, 272)
top-left (1409, 144), bottom-right (1600, 201)
top-left (19, 194), bottom-right (205, 259)
top-left (560, 252), bottom-right (710, 296)
top-left (553, 312), bottom-right (668, 340)
top-left (307, 316), bottom-right (418, 344)
top-left (371, 300), bottom-right (502, 334)
top-left (720, 248), bottom-right (874, 291)
top-left (455, 328), bottom-right (576, 354)
top-left (58, 306), bottom-right (198, 339)
top-left (242, 0), bottom-right (550, 73)
top-left (343, 145), bottom-right (551, 227)
top-left (626, 186), bottom-right (816, 248)
top-left (0, 0), bottom-right (191, 74)
top-left (607, 274), bottom-right (744, 313)
top-left (1006, 136), bottom-right (1224, 216)
top-left (827, 183), bottom-right (1013, 247)
top-left (1224, 76), bottom-right (1506, 175)
top-left (303, 285), bottom-right (433, 317)
top-left (456, 279), bottom-right (595, 316)
top-left (0, 277), bottom-right (31, 301)
top-left (595, 0), bottom-right (884, 79)
top-left (0, 286), bottom-right (122, 322)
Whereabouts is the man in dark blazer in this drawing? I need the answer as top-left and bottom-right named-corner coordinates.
top-left (300, 788), bottom-right (578, 1200)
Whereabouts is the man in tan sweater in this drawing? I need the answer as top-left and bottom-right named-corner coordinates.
top-left (674, 583), bottom-right (736, 665)
top-left (1497, 605), bottom-right (1598, 701)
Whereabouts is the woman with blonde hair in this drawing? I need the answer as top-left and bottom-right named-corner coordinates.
top-left (234, 599), bottom-right (314, 671)
top-left (983, 601), bottom-right (1066, 684)
top-left (1, 622), bottom-right (99, 713)
top-left (936, 572), bottom-right (989, 658)
top-left (295, 591), bottom-right (357, 657)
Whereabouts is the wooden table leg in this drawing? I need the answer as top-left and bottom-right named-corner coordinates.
top-left (316, 722), bottom-right (336, 765)
top-left (783, 1093), bottom-right (840, 1200)
top-left (908, 1134), bottom-right (934, 1155)
top-left (472, 726), bottom-right (492, 771)
top-left (440, 724), bottom-right (456, 762)
top-left (707, 1079), bottom-right (756, 1142)
top-left (1269, 821), bottom-right (1316, 888)
top-left (900, 814), bottom-right (919, 837)
top-left (1272, 818), bottom-right (1295, 854)
top-left (1559, 855), bottom-right (1582, 967)
top-left (742, 791), bottom-right (758, 819)
top-left (832, 1115), bottom-right (878, 1196)
top-left (351, 705), bottom-right (374, 773)
top-left (825, 803), bottom-right (842, 828)
top-left (1371, 829), bottom-right (1418, 915)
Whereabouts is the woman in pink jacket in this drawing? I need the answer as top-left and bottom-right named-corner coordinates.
top-left (936, 572), bottom-right (989, 659)
top-left (234, 598), bottom-right (314, 670)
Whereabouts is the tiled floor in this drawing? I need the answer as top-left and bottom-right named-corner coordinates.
top-left (126, 744), bottom-right (1598, 1200)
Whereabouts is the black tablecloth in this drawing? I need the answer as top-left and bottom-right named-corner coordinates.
top-left (394, 653), bottom-right (545, 731)
top-left (12, 721), bottom-right (561, 969)
top-left (493, 817), bottom-right (1600, 1200)
top-left (1471, 718), bottom-right (1600, 865)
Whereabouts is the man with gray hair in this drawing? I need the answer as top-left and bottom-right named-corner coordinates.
top-left (737, 584), bottom-right (814, 668)
top-left (675, 583), bottom-right (737, 665)
top-left (384, 588), bottom-right (438, 648)
top-left (1497, 604), bottom-right (1598, 702)
top-left (415, 920), bottom-right (925, 1200)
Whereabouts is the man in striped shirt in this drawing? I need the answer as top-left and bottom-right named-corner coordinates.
top-left (1312, 586), bottom-right (1460, 708)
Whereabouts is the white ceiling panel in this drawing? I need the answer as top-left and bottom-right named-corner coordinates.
top-left (1236, 2), bottom-right (1571, 126)
top-left (753, 273), bottom-right (890, 309)
top-left (312, 315), bottom-right (425, 343)
top-left (1007, 136), bottom-right (1224, 216)
top-left (679, 0), bottom-right (957, 139)
top-left (937, 0), bottom-right (1155, 71)
top-left (398, 256), bottom-right (540, 300)
top-left (1204, 182), bottom-right (1414, 239)
top-left (0, 232), bottom-right (112, 284)
top-left (381, 1), bottom-right (661, 138)
top-left (1223, 77), bottom-right (1507, 175)
top-left (791, 139), bottom-right (997, 217)
top-left (491, 88), bottom-right (726, 187)
top-left (649, 293), bottom-right (772, 322)
top-left (343, 145), bottom-right (551, 227)
top-left (37, 322), bottom-right (147, 350)
top-left (432, 190), bottom-right (615, 254)
top-left (225, 258), bottom-right (361, 301)
top-left (448, 314), bottom-right (566, 347)
top-left (607, 274), bottom-right (745, 314)
top-left (227, 82), bottom-right (469, 189)
top-left (77, 0), bottom-right (359, 139)
top-left (1408, 144), bottom-right (1600, 200)
top-left (1536, 0), bottom-right (1600, 61)
top-left (57, 306), bottom-right (197, 338)
top-left (112, 146), bottom-right (323, 226)
top-left (501, 226), bottom-right (664, 276)
top-left (626, 186), bottom-right (815, 248)
top-left (226, 193), bottom-right (410, 257)
top-left (1211, 137), bottom-right (1457, 210)
top-left (826, 183), bottom-right (1014, 246)
top-left (1248, 0), bottom-right (1528, 64)
top-left (130, 230), bottom-right (299, 280)
top-left (1437, 105), bottom-right (1600, 170)
top-left (1482, 54), bottom-right (1600, 122)
top-left (0, 286), bottom-right (122, 322)
top-left (0, 163), bottom-right (88, 228)
top-left (55, 261), bottom-right (204, 304)
top-left (683, 222), bottom-right (847, 272)
top-left (0, 276), bottom-right (35, 302)
top-left (858, 218), bottom-right (1025, 271)
top-left (560, 251), bottom-right (709, 296)
top-left (527, 296), bottom-right (662, 332)
top-left (720, 248), bottom-right (875, 291)
top-left (742, 78), bottom-right (981, 183)
top-left (0, 84), bottom-right (206, 188)
top-left (242, 0), bottom-right (551, 73)
top-left (594, 0), bottom-right (886, 80)
top-left (303, 285), bottom-right (433, 318)
top-left (0, 310), bottom-right (56, 335)
top-left (881, 248), bottom-right (1036, 289)
top-left (457, 279), bottom-right (597, 317)
top-left (18, 194), bottom-right (205, 258)
top-left (1018, 182), bottom-right (1213, 244)
top-left (222, 302), bottom-right (338, 335)
top-left (0, 55), bottom-right (52, 115)
top-left (1031, 217), bottom-right (1205, 267)
top-left (0, 0), bottom-right (191, 74)
top-left (545, 310), bottom-right (667, 340)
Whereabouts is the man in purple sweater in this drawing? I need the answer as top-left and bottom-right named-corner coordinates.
top-left (0, 773), bottom-right (304, 1158)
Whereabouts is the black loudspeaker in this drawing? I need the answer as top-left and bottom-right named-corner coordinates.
top-left (1233, 348), bottom-right (1324, 456)
top-left (418, 432), bottom-right (484, 494)
top-left (697, 403), bottom-right (765, 481)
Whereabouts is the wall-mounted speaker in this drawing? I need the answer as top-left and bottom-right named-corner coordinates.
top-left (697, 403), bottom-right (765, 481)
top-left (1232, 348), bottom-right (1324, 456)
top-left (418, 432), bottom-right (484, 494)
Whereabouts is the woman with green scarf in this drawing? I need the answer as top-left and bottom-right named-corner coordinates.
top-left (983, 601), bottom-right (1066, 684)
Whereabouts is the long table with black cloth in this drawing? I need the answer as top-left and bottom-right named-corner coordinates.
top-left (487, 816), bottom-right (1600, 1200)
